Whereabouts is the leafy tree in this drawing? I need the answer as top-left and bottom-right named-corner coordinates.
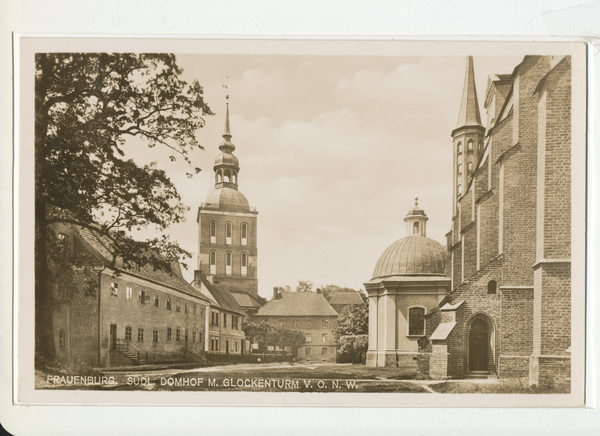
top-left (241, 320), bottom-right (305, 358)
top-left (295, 280), bottom-right (313, 293)
top-left (334, 303), bottom-right (369, 362)
top-left (35, 53), bottom-right (213, 362)
top-left (333, 303), bottom-right (369, 341)
top-left (273, 285), bottom-right (291, 294)
top-left (338, 335), bottom-right (369, 359)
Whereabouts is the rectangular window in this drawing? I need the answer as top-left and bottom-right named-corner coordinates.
top-left (235, 340), bottom-right (238, 352)
top-left (153, 295), bottom-right (159, 307)
top-left (322, 334), bottom-right (328, 342)
top-left (139, 291), bottom-right (149, 304)
top-left (176, 328), bottom-right (181, 341)
top-left (58, 289), bottom-right (67, 300)
top-left (279, 319), bottom-right (285, 327)
top-left (194, 305), bottom-right (197, 316)
top-left (153, 330), bottom-right (159, 343)
top-left (167, 298), bottom-right (172, 310)
top-left (306, 334), bottom-right (312, 343)
top-left (322, 319), bottom-right (328, 328)
top-left (185, 303), bottom-right (189, 314)
top-left (167, 327), bottom-right (172, 341)
top-left (322, 348), bottom-right (328, 356)
top-left (137, 328), bottom-right (144, 342)
top-left (210, 221), bottom-right (217, 244)
top-left (408, 307), bottom-right (426, 336)
top-left (223, 314), bottom-right (227, 328)
top-left (305, 348), bottom-right (311, 355)
top-left (110, 282), bottom-right (118, 297)
top-left (192, 330), bottom-right (196, 342)
top-left (126, 287), bottom-right (132, 301)
top-left (176, 301), bottom-right (181, 312)
top-left (293, 319), bottom-right (299, 327)
top-left (125, 326), bottom-right (132, 341)
top-left (306, 319), bottom-right (312, 327)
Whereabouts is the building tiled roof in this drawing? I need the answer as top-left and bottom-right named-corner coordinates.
top-left (230, 290), bottom-right (265, 309)
top-left (257, 292), bottom-right (338, 317)
top-left (329, 291), bottom-right (364, 306)
top-left (197, 275), bottom-right (247, 316)
top-left (73, 225), bottom-right (211, 303)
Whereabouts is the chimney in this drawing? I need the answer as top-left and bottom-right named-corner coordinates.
top-left (273, 287), bottom-right (278, 300)
top-left (206, 274), bottom-right (214, 285)
top-left (192, 270), bottom-right (203, 288)
top-left (316, 288), bottom-right (321, 294)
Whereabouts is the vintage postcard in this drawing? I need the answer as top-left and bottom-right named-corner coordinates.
top-left (14, 37), bottom-right (588, 407)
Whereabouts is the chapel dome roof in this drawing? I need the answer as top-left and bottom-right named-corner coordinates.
top-left (204, 187), bottom-right (250, 211)
top-left (372, 235), bottom-right (450, 279)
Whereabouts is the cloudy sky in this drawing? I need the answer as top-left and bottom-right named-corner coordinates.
top-left (125, 51), bottom-right (522, 299)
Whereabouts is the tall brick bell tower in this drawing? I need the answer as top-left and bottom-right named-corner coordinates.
top-left (451, 56), bottom-right (485, 218)
top-left (196, 97), bottom-right (259, 296)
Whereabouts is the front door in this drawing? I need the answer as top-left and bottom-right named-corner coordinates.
top-left (469, 319), bottom-right (489, 372)
top-left (110, 324), bottom-right (117, 351)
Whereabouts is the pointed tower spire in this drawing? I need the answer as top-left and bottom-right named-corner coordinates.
top-left (219, 95), bottom-right (235, 153)
top-left (455, 56), bottom-right (482, 130)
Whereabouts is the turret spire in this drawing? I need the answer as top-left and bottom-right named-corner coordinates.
top-left (456, 56), bottom-right (483, 129)
top-left (219, 95), bottom-right (235, 153)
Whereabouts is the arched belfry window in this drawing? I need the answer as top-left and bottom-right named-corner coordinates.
top-left (232, 172), bottom-right (237, 184)
top-left (468, 162), bottom-right (473, 172)
top-left (226, 252), bottom-right (232, 276)
top-left (210, 221), bottom-right (217, 244)
top-left (224, 169), bottom-right (231, 183)
top-left (209, 251), bottom-right (216, 275)
top-left (413, 222), bottom-right (420, 235)
top-left (217, 170), bottom-right (223, 183)
top-left (457, 141), bottom-right (463, 153)
top-left (241, 253), bottom-right (248, 277)
top-left (241, 223), bottom-right (248, 246)
top-left (487, 280), bottom-right (497, 295)
top-left (468, 139), bottom-right (474, 150)
top-left (226, 222), bottom-right (232, 245)
top-left (408, 307), bottom-right (426, 336)
top-left (458, 163), bottom-right (463, 174)
top-left (458, 184), bottom-right (463, 196)
top-left (478, 141), bottom-right (483, 151)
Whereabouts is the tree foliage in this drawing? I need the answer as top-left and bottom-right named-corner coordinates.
top-left (333, 303), bottom-right (369, 342)
top-left (295, 280), bottom-right (313, 293)
top-left (241, 320), bottom-right (305, 357)
top-left (35, 53), bottom-right (213, 361)
top-left (338, 335), bottom-right (369, 356)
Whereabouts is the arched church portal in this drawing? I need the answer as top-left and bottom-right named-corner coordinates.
top-left (467, 315), bottom-right (495, 374)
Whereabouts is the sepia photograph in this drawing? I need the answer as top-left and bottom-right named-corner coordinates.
top-left (14, 38), bottom-right (587, 407)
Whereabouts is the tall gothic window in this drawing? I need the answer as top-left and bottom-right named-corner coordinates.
top-left (226, 222), bottom-right (232, 245)
top-left (226, 252), bottom-right (232, 276)
top-left (458, 163), bottom-right (463, 174)
top-left (241, 223), bottom-right (248, 246)
top-left (210, 251), bottom-right (216, 275)
top-left (468, 139), bottom-right (474, 150)
top-left (210, 221), bottom-right (217, 244)
top-left (241, 253), bottom-right (248, 277)
top-left (457, 141), bottom-right (463, 153)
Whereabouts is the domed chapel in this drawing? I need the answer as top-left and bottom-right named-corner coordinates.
top-left (364, 199), bottom-right (451, 368)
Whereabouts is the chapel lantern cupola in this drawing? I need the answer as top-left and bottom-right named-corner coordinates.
top-left (404, 197), bottom-right (428, 237)
top-left (214, 97), bottom-right (241, 190)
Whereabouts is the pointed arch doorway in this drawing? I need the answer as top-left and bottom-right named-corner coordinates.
top-left (468, 318), bottom-right (489, 373)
